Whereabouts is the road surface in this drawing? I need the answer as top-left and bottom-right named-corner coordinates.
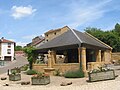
top-left (0, 56), bottom-right (28, 74)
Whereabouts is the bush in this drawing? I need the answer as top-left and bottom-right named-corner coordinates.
top-left (20, 65), bottom-right (28, 71)
top-left (26, 69), bottom-right (37, 75)
top-left (64, 69), bottom-right (84, 78)
top-left (54, 69), bottom-right (61, 76)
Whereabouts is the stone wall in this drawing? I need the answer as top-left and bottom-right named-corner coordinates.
top-left (33, 64), bottom-right (47, 72)
top-left (45, 26), bottom-right (69, 42)
top-left (53, 63), bottom-right (80, 73)
top-left (33, 63), bottom-right (80, 73)
top-left (112, 52), bottom-right (120, 61)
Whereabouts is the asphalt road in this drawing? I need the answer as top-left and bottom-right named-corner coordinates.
top-left (0, 56), bottom-right (28, 74)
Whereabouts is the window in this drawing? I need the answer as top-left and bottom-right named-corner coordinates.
top-left (7, 49), bottom-right (11, 54)
top-left (8, 43), bottom-right (11, 48)
top-left (46, 34), bottom-right (48, 37)
top-left (46, 40), bottom-right (48, 42)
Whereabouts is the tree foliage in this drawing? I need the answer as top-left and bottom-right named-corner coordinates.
top-left (115, 23), bottom-right (120, 34)
top-left (15, 46), bottom-right (23, 51)
top-left (23, 46), bottom-right (37, 69)
top-left (84, 24), bottom-right (120, 52)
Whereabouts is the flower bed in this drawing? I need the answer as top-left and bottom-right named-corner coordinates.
top-left (31, 73), bottom-right (50, 85)
top-left (88, 67), bottom-right (115, 82)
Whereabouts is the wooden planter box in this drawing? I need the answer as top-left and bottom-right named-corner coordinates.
top-left (31, 76), bottom-right (50, 85)
top-left (88, 70), bottom-right (115, 82)
top-left (9, 74), bottom-right (21, 81)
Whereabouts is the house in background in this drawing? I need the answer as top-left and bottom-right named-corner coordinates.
top-left (27, 35), bottom-right (45, 48)
top-left (0, 37), bottom-right (15, 61)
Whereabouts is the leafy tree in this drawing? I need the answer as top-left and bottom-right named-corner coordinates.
top-left (84, 27), bottom-right (105, 41)
top-left (84, 26), bottom-right (120, 52)
top-left (23, 46), bottom-right (37, 69)
top-left (115, 23), bottom-right (120, 34)
top-left (15, 46), bottom-right (23, 51)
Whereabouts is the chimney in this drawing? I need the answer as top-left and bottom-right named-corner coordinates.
top-left (1, 37), bottom-right (4, 41)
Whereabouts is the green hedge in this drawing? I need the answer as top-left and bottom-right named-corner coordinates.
top-left (26, 69), bottom-right (37, 75)
top-left (64, 69), bottom-right (84, 78)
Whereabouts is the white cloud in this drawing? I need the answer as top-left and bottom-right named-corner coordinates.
top-left (9, 39), bottom-right (28, 47)
top-left (16, 42), bottom-right (28, 47)
top-left (11, 5), bottom-right (36, 19)
top-left (51, 0), bottom-right (112, 28)
top-left (22, 35), bottom-right (37, 39)
top-left (9, 39), bottom-right (15, 42)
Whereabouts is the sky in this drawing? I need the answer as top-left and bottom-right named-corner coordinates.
top-left (0, 0), bottom-right (120, 46)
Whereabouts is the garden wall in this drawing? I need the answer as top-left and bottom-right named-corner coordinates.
top-left (112, 52), bottom-right (120, 61)
top-left (33, 63), bottom-right (80, 73)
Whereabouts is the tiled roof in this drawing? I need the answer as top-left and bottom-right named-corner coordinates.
top-left (37, 28), bottom-right (112, 50)
top-left (0, 39), bottom-right (15, 43)
top-left (32, 38), bottom-right (45, 46)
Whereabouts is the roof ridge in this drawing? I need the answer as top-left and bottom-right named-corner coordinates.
top-left (85, 32), bottom-right (112, 49)
top-left (69, 28), bottom-right (83, 44)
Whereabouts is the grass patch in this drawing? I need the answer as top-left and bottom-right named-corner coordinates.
top-left (64, 69), bottom-right (84, 78)
top-left (26, 69), bottom-right (37, 75)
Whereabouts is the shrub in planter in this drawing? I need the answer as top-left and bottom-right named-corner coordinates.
top-left (88, 66), bottom-right (115, 82)
top-left (9, 71), bottom-right (21, 81)
top-left (11, 67), bottom-right (21, 74)
top-left (64, 69), bottom-right (84, 78)
top-left (20, 65), bottom-right (28, 71)
top-left (54, 69), bottom-right (61, 76)
top-left (26, 69), bottom-right (37, 75)
top-left (31, 72), bottom-right (50, 85)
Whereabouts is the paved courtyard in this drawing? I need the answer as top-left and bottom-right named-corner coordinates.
top-left (0, 68), bottom-right (120, 90)
top-left (0, 57), bottom-right (120, 90)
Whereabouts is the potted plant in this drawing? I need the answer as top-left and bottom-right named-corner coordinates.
top-left (31, 72), bottom-right (50, 85)
top-left (9, 71), bottom-right (21, 81)
top-left (88, 66), bottom-right (115, 82)
top-left (9, 68), bottom-right (21, 81)
top-left (11, 67), bottom-right (21, 73)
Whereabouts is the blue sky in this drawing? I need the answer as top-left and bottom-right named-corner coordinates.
top-left (0, 0), bottom-right (120, 46)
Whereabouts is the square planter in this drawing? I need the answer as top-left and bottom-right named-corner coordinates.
top-left (88, 70), bottom-right (115, 82)
top-left (31, 76), bottom-right (50, 85)
top-left (9, 74), bottom-right (21, 81)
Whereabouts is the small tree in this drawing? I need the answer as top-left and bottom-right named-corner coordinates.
top-left (15, 46), bottom-right (23, 51)
top-left (23, 46), bottom-right (36, 70)
top-left (115, 23), bottom-right (120, 34)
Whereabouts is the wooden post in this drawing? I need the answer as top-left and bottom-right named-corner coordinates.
top-left (78, 47), bottom-right (81, 63)
top-left (98, 50), bottom-right (101, 62)
top-left (96, 50), bottom-right (101, 62)
top-left (81, 47), bottom-right (86, 72)
top-left (103, 51), bottom-right (106, 62)
top-left (103, 50), bottom-right (112, 62)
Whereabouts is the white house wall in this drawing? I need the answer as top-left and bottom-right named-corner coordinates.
top-left (1, 43), bottom-right (14, 61)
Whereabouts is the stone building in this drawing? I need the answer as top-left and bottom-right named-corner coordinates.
top-left (33, 26), bottom-right (112, 75)
top-left (44, 26), bottom-right (69, 42)
top-left (27, 35), bottom-right (45, 48)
